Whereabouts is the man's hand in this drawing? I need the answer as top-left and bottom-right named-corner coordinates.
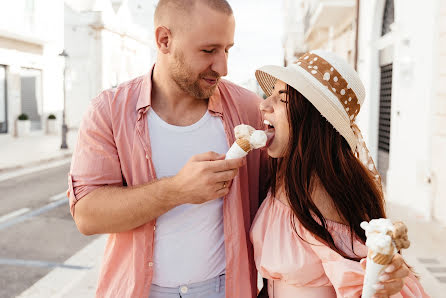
top-left (170, 151), bottom-right (245, 205)
top-left (361, 253), bottom-right (409, 298)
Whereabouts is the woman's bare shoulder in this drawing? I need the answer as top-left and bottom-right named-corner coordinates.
top-left (311, 183), bottom-right (347, 225)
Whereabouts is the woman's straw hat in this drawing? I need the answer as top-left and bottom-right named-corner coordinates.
top-left (255, 50), bottom-right (365, 150)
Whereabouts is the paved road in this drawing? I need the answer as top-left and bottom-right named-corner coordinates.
top-left (0, 162), bottom-right (99, 298)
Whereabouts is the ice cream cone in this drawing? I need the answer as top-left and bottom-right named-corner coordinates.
top-left (225, 139), bottom-right (250, 160)
top-left (236, 138), bottom-right (251, 152)
top-left (372, 252), bottom-right (393, 265)
top-left (225, 124), bottom-right (267, 160)
top-left (362, 257), bottom-right (388, 298)
top-left (362, 248), bottom-right (395, 298)
top-left (361, 219), bottom-right (409, 298)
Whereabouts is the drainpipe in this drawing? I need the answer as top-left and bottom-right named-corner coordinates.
top-left (354, 0), bottom-right (360, 70)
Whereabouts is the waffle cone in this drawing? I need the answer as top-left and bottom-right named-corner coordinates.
top-left (236, 138), bottom-right (251, 152)
top-left (368, 250), bottom-right (393, 265)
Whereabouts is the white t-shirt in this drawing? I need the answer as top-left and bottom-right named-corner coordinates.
top-left (148, 109), bottom-right (229, 287)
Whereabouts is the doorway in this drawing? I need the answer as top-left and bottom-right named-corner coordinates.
top-left (20, 68), bottom-right (42, 131)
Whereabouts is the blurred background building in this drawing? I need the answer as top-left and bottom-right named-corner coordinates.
top-left (0, 0), bottom-right (158, 135)
top-left (64, 0), bottom-right (158, 128)
top-left (283, 0), bottom-right (446, 226)
top-left (0, 0), bottom-right (64, 137)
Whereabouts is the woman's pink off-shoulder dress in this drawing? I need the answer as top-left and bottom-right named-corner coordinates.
top-left (250, 193), bottom-right (429, 298)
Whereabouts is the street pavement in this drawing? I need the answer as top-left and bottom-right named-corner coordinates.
top-left (0, 131), bottom-right (77, 174)
top-left (386, 201), bottom-right (446, 297)
top-left (0, 162), bottom-right (100, 298)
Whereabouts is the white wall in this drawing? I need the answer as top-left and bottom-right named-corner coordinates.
top-left (431, 0), bottom-right (446, 224)
top-left (358, 0), bottom-right (437, 220)
top-left (65, 0), bottom-right (155, 128)
top-left (64, 6), bottom-right (103, 129)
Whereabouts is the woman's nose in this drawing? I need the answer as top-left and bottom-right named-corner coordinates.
top-left (259, 97), bottom-right (273, 113)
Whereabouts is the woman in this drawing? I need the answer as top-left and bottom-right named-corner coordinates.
top-left (250, 51), bottom-right (428, 297)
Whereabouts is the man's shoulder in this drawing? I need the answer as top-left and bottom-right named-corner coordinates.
top-left (219, 79), bottom-right (262, 104)
top-left (91, 74), bottom-right (147, 109)
top-left (115, 74), bottom-right (146, 91)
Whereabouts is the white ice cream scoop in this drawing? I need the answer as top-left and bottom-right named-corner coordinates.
top-left (225, 125), bottom-right (267, 160)
top-left (234, 124), bottom-right (255, 139)
top-left (249, 130), bottom-right (267, 149)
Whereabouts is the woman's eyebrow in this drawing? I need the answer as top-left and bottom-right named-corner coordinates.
top-left (278, 90), bottom-right (288, 94)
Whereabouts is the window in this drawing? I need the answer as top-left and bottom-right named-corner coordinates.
top-left (378, 63), bottom-right (392, 153)
top-left (381, 0), bottom-right (394, 36)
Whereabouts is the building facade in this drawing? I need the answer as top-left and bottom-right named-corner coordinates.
top-left (0, 0), bottom-right (64, 137)
top-left (284, 0), bottom-right (446, 225)
top-left (283, 0), bottom-right (306, 66)
top-left (64, 0), bottom-right (157, 129)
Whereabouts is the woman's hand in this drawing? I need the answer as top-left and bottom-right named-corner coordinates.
top-left (361, 253), bottom-right (409, 298)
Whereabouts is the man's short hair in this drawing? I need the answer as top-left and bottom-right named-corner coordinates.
top-left (154, 0), bottom-right (233, 26)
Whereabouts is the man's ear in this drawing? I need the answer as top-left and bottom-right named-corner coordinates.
top-left (155, 26), bottom-right (172, 54)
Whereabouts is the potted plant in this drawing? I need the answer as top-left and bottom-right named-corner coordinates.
top-left (47, 114), bottom-right (57, 134)
top-left (16, 113), bottom-right (31, 137)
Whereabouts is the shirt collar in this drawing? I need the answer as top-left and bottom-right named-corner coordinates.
top-left (135, 65), bottom-right (154, 112)
top-left (208, 84), bottom-right (223, 115)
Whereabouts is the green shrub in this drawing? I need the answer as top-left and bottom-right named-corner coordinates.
top-left (18, 113), bottom-right (29, 121)
top-left (48, 114), bottom-right (56, 120)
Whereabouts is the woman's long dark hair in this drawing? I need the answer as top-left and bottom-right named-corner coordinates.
top-left (268, 84), bottom-right (386, 260)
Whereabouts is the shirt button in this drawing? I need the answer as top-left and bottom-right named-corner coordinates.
top-left (146, 155), bottom-right (149, 159)
top-left (148, 262), bottom-right (153, 267)
top-left (180, 286), bottom-right (188, 294)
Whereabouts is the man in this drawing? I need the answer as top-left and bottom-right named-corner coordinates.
top-left (68, 0), bottom-right (266, 297)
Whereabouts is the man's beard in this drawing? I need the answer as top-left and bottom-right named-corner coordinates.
top-left (169, 50), bottom-right (220, 99)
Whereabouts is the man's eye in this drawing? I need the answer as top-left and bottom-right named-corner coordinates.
top-left (202, 49), bottom-right (215, 54)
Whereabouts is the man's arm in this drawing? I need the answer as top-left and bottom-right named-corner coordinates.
top-left (74, 178), bottom-right (176, 235)
top-left (74, 152), bottom-right (244, 235)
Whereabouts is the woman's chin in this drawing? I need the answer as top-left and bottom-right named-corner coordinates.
top-left (266, 142), bottom-right (287, 158)
top-left (267, 147), bottom-right (281, 158)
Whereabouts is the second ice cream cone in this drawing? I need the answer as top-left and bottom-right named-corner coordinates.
top-left (236, 138), bottom-right (251, 152)
top-left (372, 252), bottom-right (393, 265)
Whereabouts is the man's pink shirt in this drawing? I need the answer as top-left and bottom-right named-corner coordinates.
top-left (68, 68), bottom-right (266, 298)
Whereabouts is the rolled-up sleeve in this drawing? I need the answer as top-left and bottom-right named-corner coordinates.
top-left (67, 91), bottom-right (123, 217)
top-left (307, 230), bottom-right (430, 298)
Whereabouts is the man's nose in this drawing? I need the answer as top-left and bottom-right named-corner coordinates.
top-left (211, 51), bottom-right (228, 77)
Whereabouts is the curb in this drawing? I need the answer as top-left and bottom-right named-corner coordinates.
top-left (0, 157), bottom-right (73, 183)
top-left (0, 152), bottom-right (73, 175)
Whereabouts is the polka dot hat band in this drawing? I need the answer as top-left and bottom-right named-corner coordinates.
top-left (255, 50), bottom-right (382, 186)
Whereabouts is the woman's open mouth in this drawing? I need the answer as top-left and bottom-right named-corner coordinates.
top-left (263, 119), bottom-right (275, 148)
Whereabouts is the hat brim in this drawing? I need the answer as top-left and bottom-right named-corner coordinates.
top-left (255, 65), bottom-right (358, 150)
